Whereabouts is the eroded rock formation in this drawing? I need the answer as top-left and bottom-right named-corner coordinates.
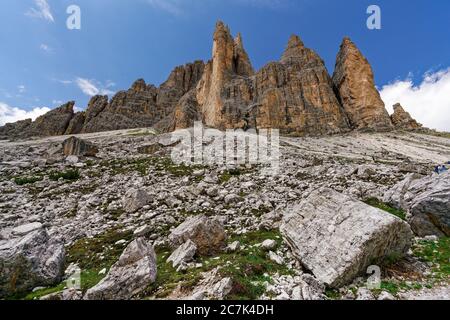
top-left (390, 103), bottom-right (422, 130)
top-left (332, 37), bottom-right (393, 131)
top-left (1, 21), bottom-right (404, 139)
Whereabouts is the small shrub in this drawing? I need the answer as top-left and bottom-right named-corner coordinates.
top-left (14, 176), bottom-right (43, 186)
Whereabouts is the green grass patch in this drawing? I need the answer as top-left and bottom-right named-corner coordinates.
top-left (49, 169), bottom-right (80, 182)
top-left (413, 237), bottom-right (450, 281)
top-left (64, 227), bottom-right (133, 292)
top-left (148, 230), bottom-right (290, 300)
top-left (23, 283), bottom-right (67, 300)
top-left (14, 175), bottom-right (43, 185)
top-left (364, 198), bottom-right (407, 220)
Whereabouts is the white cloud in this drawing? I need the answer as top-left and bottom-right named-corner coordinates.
top-left (380, 68), bottom-right (450, 132)
top-left (25, 0), bottom-right (54, 22)
top-left (75, 78), bottom-right (115, 96)
top-left (0, 102), bottom-right (50, 126)
top-left (40, 43), bottom-right (53, 53)
top-left (18, 85), bottom-right (26, 93)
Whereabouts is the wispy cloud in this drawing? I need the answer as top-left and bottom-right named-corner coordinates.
top-left (145, 0), bottom-right (290, 16)
top-left (147, 0), bottom-right (184, 16)
top-left (0, 102), bottom-right (50, 126)
top-left (18, 85), bottom-right (26, 94)
top-left (25, 0), bottom-right (54, 22)
top-left (380, 67), bottom-right (450, 132)
top-left (75, 78), bottom-right (115, 96)
top-left (40, 43), bottom-right (53, 53)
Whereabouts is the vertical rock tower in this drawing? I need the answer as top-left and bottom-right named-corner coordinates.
top-left (332, 37), bottom-right (393, 131)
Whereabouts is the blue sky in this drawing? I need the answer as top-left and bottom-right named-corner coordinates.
top-left (1, 0), bottom-right (450, 130)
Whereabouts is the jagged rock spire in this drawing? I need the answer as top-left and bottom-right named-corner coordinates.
top-left (332, 37), bottom-right (393, 131)
top-left (196, 21), bottom-right (254, 128)
top-left (280, 35), bottom-right (305, 63)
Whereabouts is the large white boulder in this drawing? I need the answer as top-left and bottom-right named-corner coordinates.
top-left (280, 188), bottom-right (413, 288)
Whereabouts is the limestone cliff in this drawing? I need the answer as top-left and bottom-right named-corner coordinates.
top-left (332, 37), bottom-right (393, 131)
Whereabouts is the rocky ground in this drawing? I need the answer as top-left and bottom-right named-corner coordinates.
top-left (0, 128), bottom-right (449, 300)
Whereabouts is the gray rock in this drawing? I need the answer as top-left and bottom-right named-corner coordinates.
top-left (122, 189), bottom-right (151, 213)
top-left (167, 240), bottom-right (197, 268)
top-left (292, 274), bottom-right (326, 300)
top-left (0, 229), bottom-right (65, 298)
top-left (356, 288), bottom-right (375, 300)
top-left (261, 239), bottom-right (277, 251)
top-left (168, 215), bottom-right (226, 256)
top-left (378, 291), bottom-right (396, 300)
top-left (11, 222), bottom-right (43, 237)
top-left (210, 277), bottom-right (233, 299)
top-left (384, 172), bottom-right (450, 237)
top-left (84, 238), bottom-right (157, 300)
top-left (281, 188), bottom-right (413, 288)
top-left (227, 241), bottom-right (240, 252)
top-left (268, 251), bottom-right (284, 265)
top-left (40, 288), bottom-right (82, 300)
top-left (133, 225), bottom-right (152, 237)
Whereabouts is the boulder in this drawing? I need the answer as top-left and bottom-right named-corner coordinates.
top-left (62, 136), bottom-right (98, 157)
top-left (168, 215), bottom-right (226, 256)
top-left (0, 229), bottom-right (65, 298)
top-left (384, 172), bottom-right (450, 237)
top-left (167, 240), bottom-right (197, 268)
top-left (84, 238), bottom-right (157, 300)
top-left (122, 189), bottom-right (152, 213)
top-left (280, 188), bottom-right (413, 288)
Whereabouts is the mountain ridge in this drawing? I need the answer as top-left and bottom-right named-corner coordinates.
top-left (0, 21), bottom-right (422, 140)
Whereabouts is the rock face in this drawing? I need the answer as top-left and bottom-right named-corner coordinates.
top-left (0, 229), bottom-right (65, 298)
top-left (28, 102), bottom-right (76, 137)
top-left (65, 112), bottom-right (86, 135)
top-left (62, 136), bottom-right (98, 157)
top-left (384, 172), bottom-right (450, 237)
top-left (280, 188), bottom-right (413, 288)
top-left (168, 215), bottom-right (226, 256)
top-left (82, 61), bottom-right (205, 134)
top-left (84, 238), bottom-right (157, 300)
top-left (390, 103), bottom-right (422, 130)
top-left (332, 38), bottom-right (393, 131)
top-left (195, 21), bottom-right (254, 129)
top-left (193, 22), bottom-right (350, 135)
top-left (0, 119), bottom-right (32, 140)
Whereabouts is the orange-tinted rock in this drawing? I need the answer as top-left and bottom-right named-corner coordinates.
top-left (332, 37), bottom-right (393, 131)
top-left (390, 103), bottom-right (422, 130)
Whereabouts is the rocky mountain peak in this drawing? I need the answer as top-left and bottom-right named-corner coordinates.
top-left (280, 35), bottom-right (305, 63)
top-left (332, 37), bottom-right (393, 131)
top-left (131, 79), bottom-right (149, 92)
